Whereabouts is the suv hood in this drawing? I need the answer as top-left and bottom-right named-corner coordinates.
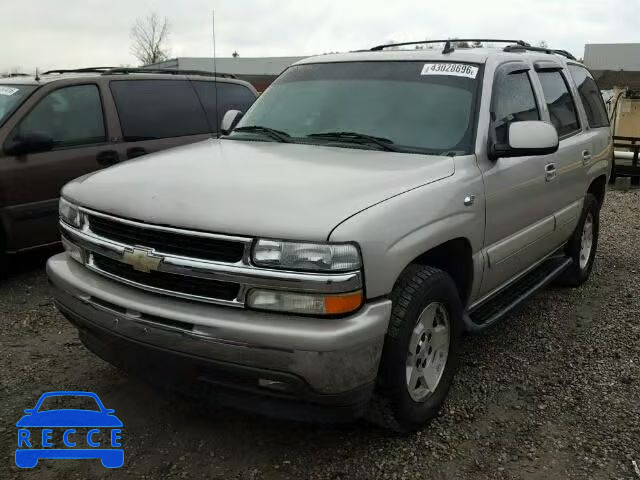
top-left (63, 139), bottom-right (455, 240)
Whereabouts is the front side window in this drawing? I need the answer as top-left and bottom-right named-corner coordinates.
top-left (0, 85), bottom-right (37, 126)
top-left (110, 80), bottom-right (209, 141)
top-left (568, 65), bottom-right (609, 128)
top-left (14, 85), bottom-right (105, 148)
top-left (230, 61), bottom-right (481, 155)
top-left (192, 81), bottom-right (256, 131)
top-left (537, 71), bottom-right (581, 137)
top-left (492, 71), bottom-right (540, 145)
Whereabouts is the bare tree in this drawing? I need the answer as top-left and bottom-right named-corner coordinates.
top-left (130, 12), bottom-right (171, 66)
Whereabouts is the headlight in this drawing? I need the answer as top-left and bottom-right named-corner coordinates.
top-left (59, 198), bottom-right (82, 228)
top-left (247, 289), bottom-right (363, 315)
top-left (252, 239), bottom-right (361, 272)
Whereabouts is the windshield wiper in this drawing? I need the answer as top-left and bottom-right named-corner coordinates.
top-left (306, 131), bottom-right (399, 152)
top-left (233, 125), bottom-right (291, 143)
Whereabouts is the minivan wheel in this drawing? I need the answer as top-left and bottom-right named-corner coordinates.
top-left (366, 265), bottom-right (463, 433)
top-left (555, 193), bottom-right (600, 287)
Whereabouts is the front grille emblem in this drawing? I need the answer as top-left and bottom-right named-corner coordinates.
top-left (122, 248), bottom-right (162, 273)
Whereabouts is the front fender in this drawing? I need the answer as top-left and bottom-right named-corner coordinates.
top-left (329, 157), bottom-right (485, 299)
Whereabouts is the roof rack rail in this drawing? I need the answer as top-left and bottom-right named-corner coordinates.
top-left (41, 67), bottom-right (237, 79)
top-left (503, 44), bottom-right (576, 61)
top-left (106, 67), bottom-right (237, 79)
top-left (42, 67), bottom-right (118, 75)
top-left (371, 39), bottom-right (529, 53)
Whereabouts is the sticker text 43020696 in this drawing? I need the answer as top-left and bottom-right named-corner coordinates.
top-left (421, 63), bottom-right (479, 79)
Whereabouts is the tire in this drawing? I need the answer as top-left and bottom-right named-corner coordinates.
top-left (609, 156), bottom-right (617, 184)
top-left (0, 234), bottom-right (6, 281)
top-left (555, 193), bottom-right (599, 287)
top-left (366, 265), bottom-right (464, 433)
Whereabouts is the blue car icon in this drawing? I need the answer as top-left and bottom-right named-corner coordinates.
top-left (15, 391), bottom-right (123, 468)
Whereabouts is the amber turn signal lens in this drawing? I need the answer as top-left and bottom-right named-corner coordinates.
top-left (324, 291), bottom-right (364, 315)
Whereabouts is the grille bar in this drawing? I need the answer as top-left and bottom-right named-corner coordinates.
top-left (92, 254), bottom-right (241, 302)
top-left (88, 214), bottom-right (246, 263)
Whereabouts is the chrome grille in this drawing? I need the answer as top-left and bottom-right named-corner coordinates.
top-left (88, 214), bottom-right (245, 264)
top-left (92, 253), bottom-right (240, 301)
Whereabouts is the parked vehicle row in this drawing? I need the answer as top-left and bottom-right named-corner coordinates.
top-left (0, 68), bottom-right (257, 262)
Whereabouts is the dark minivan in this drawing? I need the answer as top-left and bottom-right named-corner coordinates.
top-left (0, 68), bottom-right (257, 268)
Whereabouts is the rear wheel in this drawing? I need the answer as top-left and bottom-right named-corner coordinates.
top-left (366, 265), bottom-right (463, 433)
top-left (556, 193), bottom-right (599, 287)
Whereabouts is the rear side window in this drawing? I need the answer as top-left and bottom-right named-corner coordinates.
top-left (192, 81), bottom-right (256, 131)
top-left (110, 80), bottom-right (209, 141)
top-left (537, 71), bottom-right (581, 137)
top-left (15, 84), bottom-right (105, 148)
top-left (568, 65), bottom-right (609, 128)
top-left (492, 71), bottom-right (539, 145)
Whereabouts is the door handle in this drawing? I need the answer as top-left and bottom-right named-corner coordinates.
top-left (582, 150), bottom-right (592, 165)
top-left (96, 150), bottom-right (120, 167)
top-left (126, 147), bottom-right (147, 159)
top-left (544, 163), bottom-right (557, 182)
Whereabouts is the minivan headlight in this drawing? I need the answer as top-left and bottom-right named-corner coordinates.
top-left (59, 198), bottom-right (82, 228)
top-left (252, 239), bottom-right (362, 272)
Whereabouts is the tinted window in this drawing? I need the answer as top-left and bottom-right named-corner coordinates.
top-left (110, 80), bottom-right (209, 140)
top-left (192, 81), bottom-right (256, 131)
top-left (568, 65), bottom-right (609, 128)
top-left (538, 71), bottom-right (581, 137)
top-left (233, 62), bottom-right (480, 155)
top-left (15, 85), bottom-right (105, 147)
top-left (492, 71), bottom-right (539, 145)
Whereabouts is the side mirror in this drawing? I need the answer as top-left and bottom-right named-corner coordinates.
top-left (23, 409), bottom-right (34, 414)
top-left (490, 121), bottom-right (559, 159)
top-left (105, 409), bottom-right (115, 414)
top-left (220, 110), bottom-right (243, 136)
top-left (5, 132), bottom-right (55, 156)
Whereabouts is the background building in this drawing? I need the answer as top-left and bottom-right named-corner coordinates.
top-left (145, 56), bottom-right (306, 92)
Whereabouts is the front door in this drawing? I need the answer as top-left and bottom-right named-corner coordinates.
top-left (478, 64), bottom-right (558, 299)
top-left (0, 83), bottom-right (111, 250)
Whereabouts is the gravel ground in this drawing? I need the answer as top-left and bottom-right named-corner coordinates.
top-left (1, 189), bottom-right (639, 480)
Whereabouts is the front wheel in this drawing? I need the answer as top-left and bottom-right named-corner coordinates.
top-left (556, 193), bottom-right (600, 287)
top-left (366, 265), bottom-right (463, 433)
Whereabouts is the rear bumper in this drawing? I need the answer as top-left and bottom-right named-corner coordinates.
top-left (47, 253), bottom-right (392, 420)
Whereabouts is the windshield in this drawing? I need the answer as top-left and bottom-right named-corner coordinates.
top-left (230, 61), bottom-right (480, 155)
top-left (0, 85), bottom-right (36, 126)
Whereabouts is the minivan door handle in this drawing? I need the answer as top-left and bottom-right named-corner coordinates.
top-left (582, 150), bottom-right (592, 165)
top-left (96, 150), bottom-right (120, 167)
top-left (544, 163), bottom-right (557, 182)
top-left (126, 147), bottom-right (147, 159)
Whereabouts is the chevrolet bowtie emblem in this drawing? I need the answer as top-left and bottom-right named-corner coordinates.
top-left (122, 248), bottom-right (162, 273)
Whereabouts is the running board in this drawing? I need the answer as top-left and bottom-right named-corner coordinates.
top-left (465, 255), bottom-right (573, 332)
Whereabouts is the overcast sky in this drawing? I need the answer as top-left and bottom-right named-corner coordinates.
top-left (1, 0), bottom-right (638, 72)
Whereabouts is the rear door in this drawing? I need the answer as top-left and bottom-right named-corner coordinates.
top-left (0, 83), bottom-right (111, 250)
top-left (532, 65), bottom-right (592, 241)
top-left (567, 64), bottom-right (612, 180)
top-left (107, 79), bottom-right (211, 162)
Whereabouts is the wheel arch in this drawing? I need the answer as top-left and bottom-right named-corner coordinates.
top-left (397, 237), bottom-right (474, 305)
top-left (588, 175), bottom-right (607, 207)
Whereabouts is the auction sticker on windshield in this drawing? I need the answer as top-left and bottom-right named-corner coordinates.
top-left (421, 63), bottom-right (479, 79)
top-left (0, 87), bottom-right (19, 96)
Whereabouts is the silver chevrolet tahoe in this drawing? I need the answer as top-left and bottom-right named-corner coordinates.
top-left (47, 40), bottom-right (612, 432)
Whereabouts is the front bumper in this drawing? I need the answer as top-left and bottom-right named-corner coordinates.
top-left (47, 253), bottom-right (391, 420)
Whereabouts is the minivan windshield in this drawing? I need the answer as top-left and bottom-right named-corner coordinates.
top-left (230, 61), bottom-right (480, 155)
top-left (0, 85), bottom-right (36, 126)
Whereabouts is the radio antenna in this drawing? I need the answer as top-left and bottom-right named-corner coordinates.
top-left (212, 9), bottom-right (220, 136)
